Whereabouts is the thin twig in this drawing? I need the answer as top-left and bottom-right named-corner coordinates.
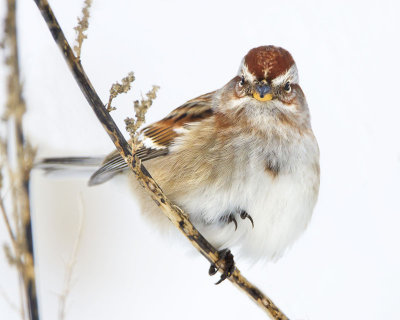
top-left (0, 195), bottom-right (25, 278)
top-left (3, 0), bottom-right (39, 319)
top-left (32, 1), bottom-right (288, 319)
top-left (0, 196), bottom-right (16, 245)
top-left (0, 145), bottom-right (17, 248)
top-left (58, 195), bottom-right (85, 320)
top-left (2, 160), bottom-right (30, 320)
top-left (0, 285), bottom-right (22, 317)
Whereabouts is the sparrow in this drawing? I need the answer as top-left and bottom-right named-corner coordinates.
top-left (42, 46), bottom-right (319, 275)
top-left (88, 45), bottom-right (320, 264)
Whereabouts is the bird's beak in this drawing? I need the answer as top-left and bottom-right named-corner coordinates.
top-left (253, 84), bottom-right (272, 101)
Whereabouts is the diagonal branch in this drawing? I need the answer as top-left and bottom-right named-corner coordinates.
top-left (32, 1), bottom-right (288, 319)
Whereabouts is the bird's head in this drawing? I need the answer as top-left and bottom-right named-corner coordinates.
top-left (235, 45), bottom-right (302, 108)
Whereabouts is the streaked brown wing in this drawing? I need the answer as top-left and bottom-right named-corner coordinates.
top-left (88, 91), bottom-right (215, 186)
top-left (141, 91), bottom-right (214, 148)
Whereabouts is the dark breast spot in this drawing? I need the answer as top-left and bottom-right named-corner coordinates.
top-left (265, 160), bottom-right (280, 178)
top-left (265, 152), bottom-right (281, 177)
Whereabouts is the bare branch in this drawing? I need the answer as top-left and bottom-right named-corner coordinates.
top-left (73, 0), bottom-right (92, 59)
top-left (32, 0), bottom-right (289, 319)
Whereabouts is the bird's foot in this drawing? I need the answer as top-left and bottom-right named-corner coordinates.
top-left (240, 210), bottom-right (254, 228)
top-left (208, 249), bottom-right (235, 284)
top-left (226, 210), bottom-right (254, 230)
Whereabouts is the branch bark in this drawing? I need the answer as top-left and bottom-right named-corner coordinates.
top-left (32, 1), bottom-right (289, 319)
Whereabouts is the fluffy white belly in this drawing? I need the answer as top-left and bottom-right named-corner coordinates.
top-left (130, 129), bottom-right (320, 263)
top-left (175, 163), bottom-right (319, 262)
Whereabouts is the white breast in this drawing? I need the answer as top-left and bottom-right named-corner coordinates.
top-left (129, 113), bottom-right (319, 263)
top-left (176, 132), bottom-right (320, 262)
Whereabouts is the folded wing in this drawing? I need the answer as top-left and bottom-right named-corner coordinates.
top-left (88, 91), bottom-right (215, 186)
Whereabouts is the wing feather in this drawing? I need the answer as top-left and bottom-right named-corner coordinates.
top-left (88, 91), bottom-right (215, 185)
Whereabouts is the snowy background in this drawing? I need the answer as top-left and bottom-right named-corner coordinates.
top-left (1, 0), bottom-right (400, 319)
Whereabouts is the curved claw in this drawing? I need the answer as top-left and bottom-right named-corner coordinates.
top-left (215, 273), bottom-right (228, 285)
top-left (209, 249), bottom-right (235, 285)
top-left (208, 264), bottom-right (218, 276)
top-left (240, 210), bottom-right (254, 228)
top-left (228, 214), bottom-right (238, 231)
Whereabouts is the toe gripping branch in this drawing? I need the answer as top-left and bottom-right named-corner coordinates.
top-left (208, 249), bottom-right (235, 285)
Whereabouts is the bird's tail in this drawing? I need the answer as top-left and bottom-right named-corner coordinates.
top-left (35, 156), bottom-right (104, 179)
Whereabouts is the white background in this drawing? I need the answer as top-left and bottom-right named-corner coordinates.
top-left (1, 0), bottom-right (400, 319)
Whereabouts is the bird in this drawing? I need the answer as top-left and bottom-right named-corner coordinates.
top-left (42, 45), bottom-right (320, 280)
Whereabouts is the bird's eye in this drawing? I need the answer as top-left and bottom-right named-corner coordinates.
top-left (239, 76), bottom-right (245, 86)
top-left (284, 81), bottom-right (291, 93)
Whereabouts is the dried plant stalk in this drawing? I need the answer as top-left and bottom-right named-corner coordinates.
top-left (1, 0), bottom-right (40, 319)
top-left (32, 0), bottom-right (289, 319)
top-left (107, 72), bottom-right (135, 112)
top-left (125, 85), bottom-right (159, 144)
top-left (0, 285), bottom-right (22, 317)
top-left (73, 0), bottom-right (92, 58)
top-left (58, 200), bottom-right (84, 320)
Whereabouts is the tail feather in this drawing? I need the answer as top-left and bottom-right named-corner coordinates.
top-left (39, 156), bottom-right (103, 167)
top-left (36, 156), bottom-right (104, 180)
top-left (37, 156), bottom-right (129, 186)
top-left (87, 152), bottom-right (129, 186)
